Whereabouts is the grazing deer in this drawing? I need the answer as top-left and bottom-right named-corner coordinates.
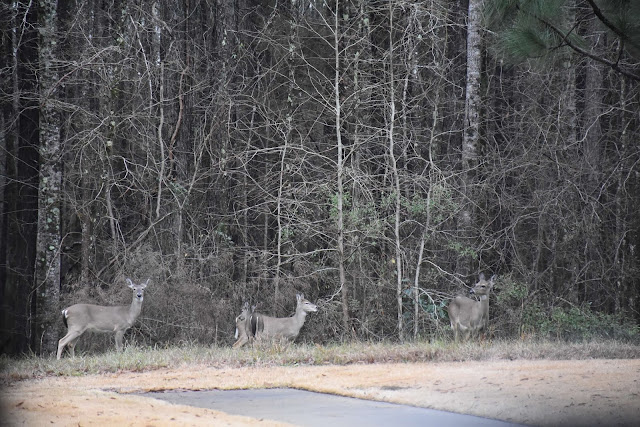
top-left (56, 278), bottom-right (149, 359)
top-left (233, 301), bottom-right (256, 348)
top-left (252, 293), bottom-right (317, 342)
top-left (448, 273), bottom-right (496, 342)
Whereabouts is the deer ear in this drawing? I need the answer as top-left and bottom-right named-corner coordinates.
top-left (126, 278), bottom-right (134, 288)
top-left (143, 278), bottom-right (150, 287)
top-left (479, 273), bottom-right (486, 281)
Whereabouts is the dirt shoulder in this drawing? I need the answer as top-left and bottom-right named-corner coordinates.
top-left (2, 359), bottom-right (639, 426)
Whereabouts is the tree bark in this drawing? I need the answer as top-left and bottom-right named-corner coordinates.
top-left (387, 2), bottom-right (404, 342)
top-left (34, 0), bottom-right (62, 356)
top-left (334, 1), bottom-right (351, 334)
top-left (458, 0), bottom-right (484, 278)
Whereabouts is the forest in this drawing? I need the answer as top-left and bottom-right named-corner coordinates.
top-left (1, 0), bottom-right (639, 356)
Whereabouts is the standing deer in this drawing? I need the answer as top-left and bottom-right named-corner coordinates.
top-left (448, 273), bottom-right (496, 342)
top-left (233, 301), bottom-right (256, 348)
top-left (56, 278), bottom-right (149, 359)
top-left (251, 293), bottom-right (317, 342)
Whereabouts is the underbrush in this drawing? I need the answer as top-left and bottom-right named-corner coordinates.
top-left (2, 338), bottom-right (639, 382)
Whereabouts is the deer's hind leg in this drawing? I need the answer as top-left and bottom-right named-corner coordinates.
top-left (67, 336), bottom-right (81, 358)
top-left (232, 335), bottom-right (248, 348)
top-left (57, 329), bottom-right (84, 360)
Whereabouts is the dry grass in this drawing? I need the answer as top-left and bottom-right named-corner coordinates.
top-left (1, 338), bottom-right (639, 383)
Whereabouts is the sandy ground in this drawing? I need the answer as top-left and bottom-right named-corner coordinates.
top-left (2, 359), bottom-right (639, 426)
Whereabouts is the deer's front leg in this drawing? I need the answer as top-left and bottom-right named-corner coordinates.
top-left (115, 330), bottom-right (125, 352)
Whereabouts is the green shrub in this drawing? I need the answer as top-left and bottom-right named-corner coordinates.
top-left (522, 302), bottom-right (639, 341)
top-left (491, 274), bottom-right (638, 342)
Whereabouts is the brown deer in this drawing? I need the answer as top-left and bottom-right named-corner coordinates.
top-left (57, 278), bottom-right (149, 359)
top-left (251, 293), bottom-right (317, 342)
top-left (233, 302), bottom-right (256, 348)
top-left (448, 274), bottom-right (496, 342)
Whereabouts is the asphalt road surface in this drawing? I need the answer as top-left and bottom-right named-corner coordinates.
top-left (141, 388), bottom-right (522, 426)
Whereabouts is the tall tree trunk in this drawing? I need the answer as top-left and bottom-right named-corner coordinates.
top-left (614, 76), bottom-right (629, 315)
top-left (274, 128), bottom-right (287, 310)
top-left (413, 86), bottom-right (441, 339)
top-left (6, 0), bottom-right (40, 354)
top-left (0, 112), bottom-right (9, 354)
top-left (581, 16), bottom-right (604, 302)
top-left (34, 0), bottom-right (62, 356)
top-left (0, 113), bottom-right (5, 280)
top-left (334, 1), bottom-right (350, 334)
top-left (79, 158), bottom-right (91, 285)
top-left (547, 8), bottom-right (577, 294)
top-left (386, 2), bottom-right (404, 341)
top-left (458, 0), bottom-right (483, 279)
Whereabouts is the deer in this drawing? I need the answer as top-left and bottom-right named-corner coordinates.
top-left (56, 278), bottom-right (149, 359)
top-left (233, 301), bottom-right (256, 348)
top-left (250, 293), bottom-right (318, 342)
top-left (447, 273), bottom-right (496, 342)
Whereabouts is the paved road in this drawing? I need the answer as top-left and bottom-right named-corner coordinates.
top-left (141, 388), bottom-right (523, 426)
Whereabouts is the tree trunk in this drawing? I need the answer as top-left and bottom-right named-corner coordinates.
top-left (5, 0), bottom-right (40, 354)
top-left (614, 76), bottom-right (628, 315)
top-left (34, 0), bottom-right (62, 356)
top-left (386, 2), bottom-right (404, 342)
top-left (458, 0), bottom-right (484, 278)
top-left (334, 2), bottom-right (350, 334)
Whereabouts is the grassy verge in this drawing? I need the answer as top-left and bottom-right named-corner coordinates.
top-left (1, 338), bottom-right (639, 382)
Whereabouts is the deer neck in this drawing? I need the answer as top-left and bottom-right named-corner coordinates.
top-left (293, 306), bottom-right (308, 327)
top-left (478, 294), bottom-right (490, 314)
top-left (128, 296), bottom-right (143, 322)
